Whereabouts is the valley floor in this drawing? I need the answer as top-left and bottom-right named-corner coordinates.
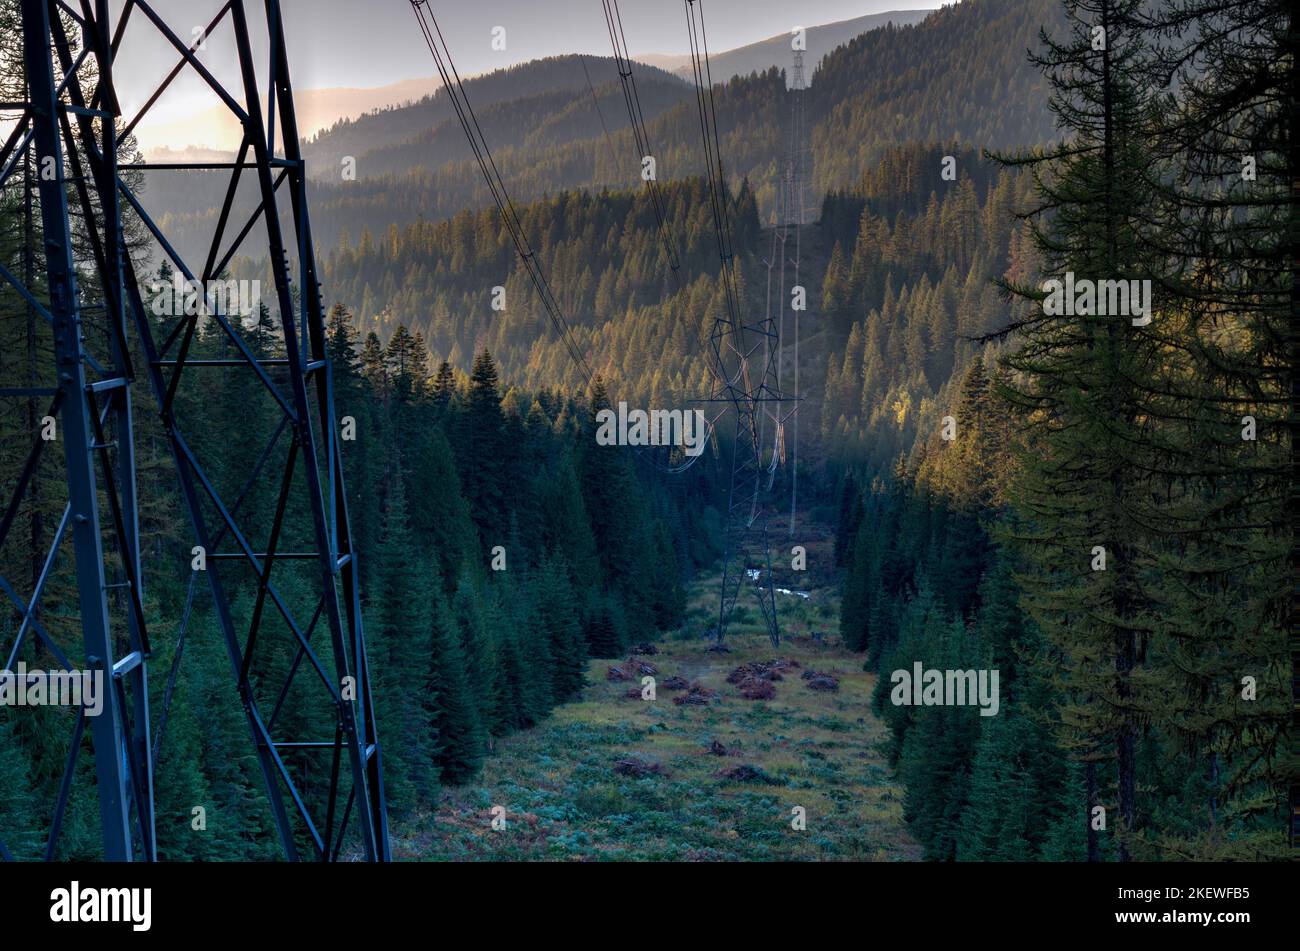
top-left (397, 559), bottom-right (921, 861)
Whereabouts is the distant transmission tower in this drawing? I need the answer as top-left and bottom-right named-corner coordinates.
top-left (785, 46), bottom-right (808, 535)
top-left (0, 0), bottom-right (388, 861)
top-left (682, 0), bottom-right (783, 648)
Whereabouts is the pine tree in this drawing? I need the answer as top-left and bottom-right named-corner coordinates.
top-left (540, 454), bottom-right (599, 585)
top-left (1121, 0), bottom-right (1292, 858)
top-left (359, 331), bottom-right (388, 400)
top-left (583, 590), bottom-right (628, 659)
top-left (994, 0), bottom-right (1165, 860)
top-left (533, 554), bottom-right (587, 702)
top-left (326, 302), bottom-right (384, 590)
top-left (833, 473), bottom-right (862, 566)
top-left (430, 358), bottom-right (456, 414)
top-left (579, 377), bottom-right (655, 639)
top-left (463, 349), bottom-right (509, 546)
top-left (426, 588), bottom-right (484, 785)
top-left (367, 461), bottom-right (437, 812)
top-left (386, 323), bottom-right (427, 405)
top-left (406, 424), bottom-right (479, 592)
top-left (187, 612), bottom-right (280, 859)
top-left (894, 614), bottom-right (981, 859)
top-left (956, 710), bottom-right (1062, 861)
top-left (452, 569), bottom-right (501, 735)
top-left (151, 680), bottom-right (222, 860)
top-left (486, 576), bottom-right (551, 730)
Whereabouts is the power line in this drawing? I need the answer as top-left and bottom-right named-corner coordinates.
top-left (597, 0), bottom-right (727, 477)
top-left (683, 0), bottom-right (743, 357)
top-left (601, 0), bottom-right (681, 274)
top-left (681, 0), bottom-right (783, 646)
top-left (410, 3), bottom-right (711, 476)
top-left (409, 1), bottom-right (596, 390)
top-left (578, 53), bottom-right (619, 188)
top-left (598, 0), bottom-right (718, 374)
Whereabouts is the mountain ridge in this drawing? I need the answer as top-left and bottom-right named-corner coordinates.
top-left (635, 8), bottom-right (936, 83)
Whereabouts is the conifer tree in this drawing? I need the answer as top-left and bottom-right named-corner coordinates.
top-left (486, 576), bottom-right (551, 730)
top-left (406, 425), bottom-right (479, 592)
top-left (533, 554), bottom-right (588, 702)
top-left (386, 323), bottom-right (427, 406)
top-left (463, 349), bottom-right (509, 546)
top-left (452, 570), bottom-right (503, 736)
top-left (1123, 0), bottom-right (1292, 858)
top-left (367, 461), bottom-right (436, 812)
top-left (430, 358), bottom-right (456, 414)
top-left (540, 454), bottom-right (600, 585)
top-left (995, 0), bottom-right (1165, 860)
top-left (583, 590), bottom-right (628, 659)
top-left (359, 331), bottom-right (388, 400)
top-left (894, 614), bottom-right (981, 859)
top-left (426, 589), bottom-right (484, 785)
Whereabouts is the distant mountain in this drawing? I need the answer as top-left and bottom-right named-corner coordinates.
top-left (136, 54), bottom-right (689, 265)
top-left (134, 76), bottom-right (442, 156)
top-left (138, 145), bottom-right (237, 165)
top-left (339, 73), bottom-right (690, 183)
top-left (301, 55), bottom-right (689, 180)
top-left (635, 9), bottom-right (936, 85)
top-left (139, 0), bottom-right (1056, 268)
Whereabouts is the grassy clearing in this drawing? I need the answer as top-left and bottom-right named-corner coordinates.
top-left (397, 525), bottom-right (920, 861)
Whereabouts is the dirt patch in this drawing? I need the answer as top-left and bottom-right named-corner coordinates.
top-left (728, 658), bottom-right (800, 684)
top-left (802, 670), bottom-right (841, 691)
top-left (613, 757), bottom-right (666, 778)
top-left (737, 677), bottom-right (776, 700)
top-left (717, 763), bottom-right (781, 785)
top-left (673, 682), bottom-right (717, 706)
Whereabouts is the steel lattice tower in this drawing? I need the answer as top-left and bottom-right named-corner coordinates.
top-left (784, 46), bottom-right (807, 535)
top-left (0, 0), bottom-right (388, 861)
top-left (678, 0), bottom-right (783, 649)
top-left (703, 167), bottom-right (785, 649)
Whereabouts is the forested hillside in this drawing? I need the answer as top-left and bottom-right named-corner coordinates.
top-left (301, 54), bottom-right (691, 177)
top-left (816, 143), bottom-right (1035, 472)
top-left (245, 0), bottom-right (1292, 863)
top-left (289, 178), bottom-right (764, 404)
top-left (0, 271), bottom-right (717, 856)
top-left (143, 0), bottom-right (1058, 267)
top-left (834, 0), bottom-right (1291, 860)
top-left (0, 0), bottom-right (1290, 866)
top-left (805, 0), bottom-right (1061, 191)
top-left (250, 140), bottom-right (1029, 484)
top-left (641, 8), bottom-right (934, 81)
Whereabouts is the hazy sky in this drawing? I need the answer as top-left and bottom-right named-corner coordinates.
top-left (127, 1), bottom-right (943, 86)
top-left (107, 0), bottom-right (944, 150)
top-left (346, 0), bottom-right (935, 86)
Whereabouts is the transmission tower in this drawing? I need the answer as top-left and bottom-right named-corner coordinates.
top-left (0, 0), bottom-right (388, 861)
top-left (784, 47), bottom-right (808, 535)
top-left (680, 0), bottom-right (784, 649)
